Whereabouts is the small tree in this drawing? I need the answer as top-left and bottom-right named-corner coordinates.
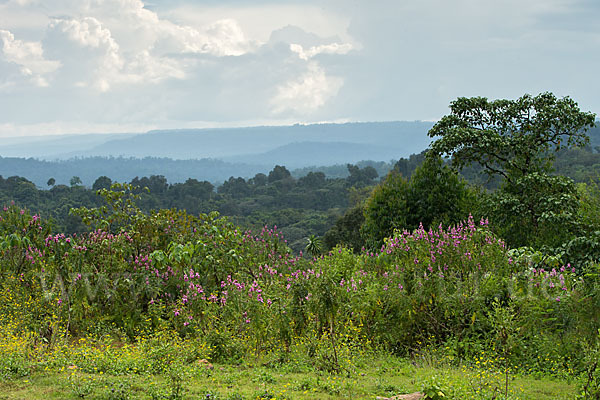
top-left (361, 157), bottom-right (475, 249)
top-left (405, 155), bottom-right (475, 230)
top-left (92, 176), bottom-right (112, 191)
top-left (69, 176), bottom-right (82, 187)
top-left (305, 234), bottom-right (323, 258)
top-left (361, 170), bottom-right (409, 249)
top-left (323, 205), bottom-right (366, 252)
top-left (346, 164), bottom-right (379, 187)
top-left (268, 165), bottom-right (291, 183)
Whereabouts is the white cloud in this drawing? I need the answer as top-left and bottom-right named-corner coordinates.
top-left (161, 3), bottom-right (353, 45)
top-left (289, 42), bottom-right (353, 60)
top-left (120, 50), bottom-right (185, 83)
top-left (1, 0), bottom-right (597, 136)
top-left (38, 0), bottom-right (262, 91)
top-left (46, 14), bottom-right (193, 91)
top-left (0, 0), bottom-right (352, 125)
top-left (80, 0), bottom-right (258, 57)
top-left (0, 29), bottom-right (60, 87)
top-left (47, 17), bottom-right (124, 91)
top-left (200, 19), bottom-right (256, 56)
top-left (51, 17), bottom-right (120, 53)
top-left (271, 62), bottom-right (343, 115)
top-left (151, 18), bottom-right (257, 57)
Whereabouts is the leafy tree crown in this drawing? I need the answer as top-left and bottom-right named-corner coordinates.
top-left (428, 92), bottom-right (596, 182)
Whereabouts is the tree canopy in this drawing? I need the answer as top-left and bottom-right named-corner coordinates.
top-left (361, 156), bottom-right (474, 249)
top-left (428, 92), bottom-right (596, 182)
top-left (361, 170), bottom-right (408, 249)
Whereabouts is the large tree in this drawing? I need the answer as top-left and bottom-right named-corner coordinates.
top-left (428, 92), bottom-right (596, 182)
top-left (428, 92), bottom-right (596, 248)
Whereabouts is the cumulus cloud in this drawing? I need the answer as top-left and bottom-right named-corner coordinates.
top-left (36, 0), bottom-right (264, 92)
top-left (201, 19), bottom-right (256, 56)
top-left (16, 0), bottom-right (599, 133)
top-left (150, 18), bottom-right (257, 56)
top-left (48, 17), bottom-right (123, 91)
top-left (51, 16), bottom-right (120, 50)
top-left (271, 62), bottom-right (343, 115)
top-left (289, 42), bottom-right (353, 61)
top-left (84, 0), bottom-right (258, 56)
top-left (44, 17), bottom-right (253, 91)
top-left (0, 29), bottom-right (60, 87)
top-left (0, 0), bottom-right (356, 131)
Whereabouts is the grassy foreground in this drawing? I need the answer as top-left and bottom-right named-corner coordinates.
top-left (0, 353), bottom-right (577, 400)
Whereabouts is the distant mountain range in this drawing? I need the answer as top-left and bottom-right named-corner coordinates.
top-left (0, 121), bottom-right (434, 162)
top-left (222, 141), bottom-right (411, 169)
top-left (0, 122), bottom-right (434, 186)
top-left (2, 120), bottom-right (599, 188)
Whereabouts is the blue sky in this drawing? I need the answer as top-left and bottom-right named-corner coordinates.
top-left (0, 0), bottom-right (598, 136)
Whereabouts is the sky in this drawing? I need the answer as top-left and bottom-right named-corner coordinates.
top-left (0, 0), bottom-right (599, 137)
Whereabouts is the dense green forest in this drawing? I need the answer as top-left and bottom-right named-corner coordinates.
top-left (0, 163), bottom-right (385, 253)
top-left (0, 156), bottom-right (271, 188)
top-left (2, 131), bottom-right (600, 254)
top-left (0, 155), bottom-right (396, 188)
top-left (1, 93), bottom-right (600, 398)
